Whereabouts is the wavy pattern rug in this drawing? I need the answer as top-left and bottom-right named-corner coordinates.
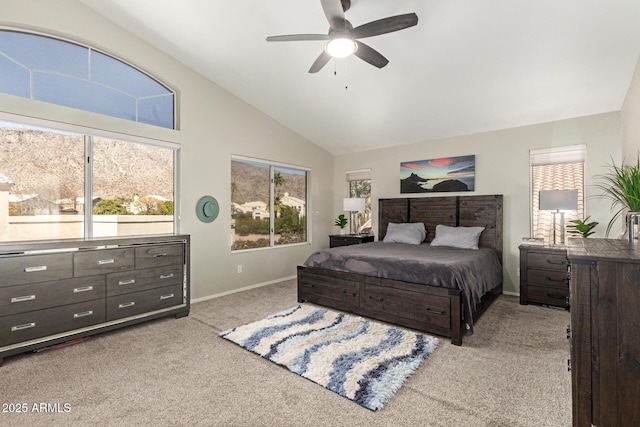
top-left (219, 305), bottom-right (439, 411)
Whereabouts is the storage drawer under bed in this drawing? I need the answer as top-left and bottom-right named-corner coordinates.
top-left (362, 283), bottom-right (451, 329)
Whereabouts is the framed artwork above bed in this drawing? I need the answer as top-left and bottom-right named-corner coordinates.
top-left (400, 155), bottom-right (475, 193)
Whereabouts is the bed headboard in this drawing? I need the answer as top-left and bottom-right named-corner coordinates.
top-left (378, 195), bottom-right (503, 263)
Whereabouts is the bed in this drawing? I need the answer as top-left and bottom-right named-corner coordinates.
top-left (297, 194), bottom-right (503, 345)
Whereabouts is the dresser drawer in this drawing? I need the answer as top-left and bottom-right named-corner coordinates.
top-left (363, 284), bottom-right (450, 329)
top-left (0, 300), bottom-right (106, 347)
top-left (106, 284), bottom-right (183, 321)
top-left (527, 284), bottom-right (569, 308)
top-left (0, 276), bottom-right (105, 316)
top-left (526, 269), bottom-right (568, 288)
top-left (135, 243), bottom-right (183, 270)
top-left (106, 264), bottom-right (183, 297)
top-left (527, 252), bottom-right (568, 271)
top-left (0, 253), bottom-right (73, 287)
top-left (74, 248), bottom-right (134, 277)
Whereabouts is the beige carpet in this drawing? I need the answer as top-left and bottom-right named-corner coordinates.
top-left (0, 279), bottom-right (571, 426)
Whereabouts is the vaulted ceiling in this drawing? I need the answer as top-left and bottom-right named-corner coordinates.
top-left (80, 0), bottom-right (640, 155)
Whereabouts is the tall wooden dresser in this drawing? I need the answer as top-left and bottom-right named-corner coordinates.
top-left (0, 234), bottom-right (190, 366)
top-left (567, 238), bottom-right (640, 427)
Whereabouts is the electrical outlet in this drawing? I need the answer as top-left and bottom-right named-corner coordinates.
top-left (237, 264), bottom-right (243, 274)
top-left (516, 267), bottom-right (520, 277)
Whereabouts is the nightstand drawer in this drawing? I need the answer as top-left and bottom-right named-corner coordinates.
top-left (526, 269), bottom-right (568, 288)
top-left (329, 235), bottom-right (375, 248)
top-left (527, 285), bottom-right (569, 308)
top-left (527, 252), bottom-right (568, 271)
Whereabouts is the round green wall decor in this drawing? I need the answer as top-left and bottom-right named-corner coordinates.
top-left (196, 196), bottom-right (219, 223)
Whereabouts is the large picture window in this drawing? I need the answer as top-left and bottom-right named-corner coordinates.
top-left (0, 118), bottom-right (177, 242)
top-left (231, 156), bottom-right (308, 251)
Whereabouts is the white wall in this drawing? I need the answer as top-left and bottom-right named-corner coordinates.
top-left (334, 112), bottom-right (621, 295)
top-left (0, 0), bottom-right (334, 300)
top-left (622, 55), bottom-right (640, 160)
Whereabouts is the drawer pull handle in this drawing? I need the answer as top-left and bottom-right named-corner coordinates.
top-left (159, 273), bottom-right (174, 280)
top-left (11, 322), bottom-right (36, 332)
top-left (368, 296), bottom-right (384, 302)
top-left (153, 253), bottom-right (168, 258)
top-left (303, 283), bottom-right (314, 288)
top-left (546, 259), bottom-right (565, 265)
top-left (118, 279), bottom-right (136, 286)
top-left (97, 259), bottom-right (115, 265)
top-left (11, 294), bottom-right (36, 303)
top-left (427, 308), bottom-right (445, 315)
top-left (74, 310), bottom-right (94, 318)
top-left (159, 293), bottom-right (175, 300)
top-left (118, 302), bottom-right (135, 309)
top-left (74, 286), bottom-right (94, 293)
top-left (342, 290), bottom-right (357, 297)
top-left (24, 265), bottom-right (47, 272)
top-left (546, 276), bottom-right (567, 282)
top-left (546, 293), bottom-right (566, 300)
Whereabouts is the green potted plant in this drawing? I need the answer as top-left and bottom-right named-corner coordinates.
top-left (334, 214), bottom-right (348, 235)
top-left (566, 216), bottom-right (598, 238)
top-left (594, 155), bottom-right (640, 236)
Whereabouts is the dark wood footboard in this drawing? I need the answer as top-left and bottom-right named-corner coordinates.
top-left (298, 265), bottom-right (469, 345)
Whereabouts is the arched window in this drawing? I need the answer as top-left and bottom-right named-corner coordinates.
top-left (0, 30), bottom-right (174, 129)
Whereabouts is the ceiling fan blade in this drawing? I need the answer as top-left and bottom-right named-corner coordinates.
top-left (351, 13), bottom-right (418, 39)
top-left (266, 34), bottom-right (329, 42)
top-left (320, 0), bottom-right (345, 31)
top-left (354, 41), bottom-right (389, 68)
top-left (309, 51), bottom-right (332, 73)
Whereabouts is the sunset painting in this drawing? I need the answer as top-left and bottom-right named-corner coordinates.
top-left (400, 155), bottom-right (475, 193)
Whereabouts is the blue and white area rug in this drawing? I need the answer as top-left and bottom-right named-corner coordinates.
top-left (219, 305), bottom-right (439, 411)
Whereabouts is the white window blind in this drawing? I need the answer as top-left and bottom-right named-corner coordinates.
top-left (530, 145), bottom-right (586, 244)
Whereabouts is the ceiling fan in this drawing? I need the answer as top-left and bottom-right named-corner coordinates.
top-left (266, 0), bottom-right (418, 73)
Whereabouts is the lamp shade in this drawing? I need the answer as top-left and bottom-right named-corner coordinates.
top-left (343, 197), bottom-right (365, 212)
top-left (539, 189), bottom-right (578, 211)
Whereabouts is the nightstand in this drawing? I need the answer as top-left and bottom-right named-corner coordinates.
top-left (329, 234), bottom-right (374, 248)
top-left (519, 244), bottom-right (569, 309)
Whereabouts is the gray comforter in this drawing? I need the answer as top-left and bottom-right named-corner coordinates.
top-left (303, 241), bottom-right (503, 332)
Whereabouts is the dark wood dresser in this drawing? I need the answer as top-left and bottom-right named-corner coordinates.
top-left (0, 234), bottom-right (190, 366)
top-left (567, 238), bottom-right (640, 427)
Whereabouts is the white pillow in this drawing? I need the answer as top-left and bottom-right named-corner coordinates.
top-left (430, 224), bottom-right (485, 250)
top-left (383, 222), bottom-right (426, 245)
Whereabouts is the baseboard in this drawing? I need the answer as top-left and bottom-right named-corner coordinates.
top-left (191, 275), bottom-right (297, 304)
top-left (502, 290), bottom-right (519, 297)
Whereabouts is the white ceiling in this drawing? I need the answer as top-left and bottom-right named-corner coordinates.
top-left (80, 0), bottom-right (640, 155)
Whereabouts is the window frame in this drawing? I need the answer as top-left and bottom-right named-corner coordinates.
top-left (346, 169), bottom-right (372, 234)
top-left (529, 145), bottom-right (586, 244)
top-left (0, 111), bottom-right (180, 241)
top-left (231, 155), bottom-right (310, 252)
top-left (0, 28), bottom-right (176, 129)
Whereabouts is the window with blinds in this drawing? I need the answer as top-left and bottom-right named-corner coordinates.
top-left (530, 145), bottom-right (586, 244)
top-left (346, 169), bottom-right (371, 234)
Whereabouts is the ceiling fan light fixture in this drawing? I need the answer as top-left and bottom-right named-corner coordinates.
top-left (325, 36), bottom-right (357, 58)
